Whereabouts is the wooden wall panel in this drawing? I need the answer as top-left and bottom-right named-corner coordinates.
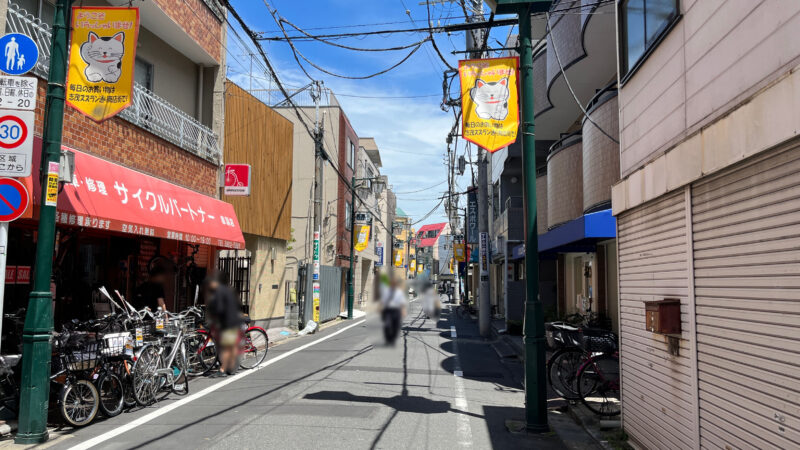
top-left (223, 82), bottom-right (293, 241)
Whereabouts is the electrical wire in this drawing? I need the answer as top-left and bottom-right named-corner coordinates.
top-left (280, 16), bottom-right (432, 52)
top-left (394, 180), bottom-right (448, 194)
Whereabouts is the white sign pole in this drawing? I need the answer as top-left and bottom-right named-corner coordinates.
top-left (0, 221), bottom-right (8, 350)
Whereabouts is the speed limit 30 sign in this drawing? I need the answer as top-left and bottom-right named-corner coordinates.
top-left (0, 109), bottom-right (33, 177)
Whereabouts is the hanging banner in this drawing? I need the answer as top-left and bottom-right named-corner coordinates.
top-left (67, 7), bottom-right (140, 122)
top-left (454, 243), bottom-right (466, 262)
top-left (479, 231), bottom-right (489, 278)
top-left (394, 249), bottom-right (404, 267)
top-left (354, 225), bottom-right (370, 252)
top-left (409, 259), bottom-right (416, 273)
top-left (417, 263), bottom-right (423, 274)
top-left (467, 189), bottom-right (479, 244)
top-left (375, 242), bottom-right (383, 266)
top-left (459, 57), bottom-right (519, 152)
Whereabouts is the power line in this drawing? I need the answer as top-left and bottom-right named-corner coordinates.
top-left (394, 179), bottom-right (448, 194)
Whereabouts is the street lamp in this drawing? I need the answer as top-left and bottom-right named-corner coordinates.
top-left (347, 174), bottom-right (385, 320)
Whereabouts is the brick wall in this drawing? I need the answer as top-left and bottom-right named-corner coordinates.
top-left (33, 81), bottom-right (217, 196)
top-left (153, 0), bottom-right (223, 62)
top-left (336, 110), bottom-right (356, 267)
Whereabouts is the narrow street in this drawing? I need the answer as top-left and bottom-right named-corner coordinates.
top-left (44, 300), bottom-right (563, 450)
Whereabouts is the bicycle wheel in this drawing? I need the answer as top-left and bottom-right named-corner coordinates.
top-left (96, 372), bottom-right (124, 417)
top-left (59, 380), bottom-right (99, 427)
top-left (121, 367), bottom-right (136, 408)
top-left (576, 353), bottom-right (621, 416)
top-left (185, 332), bottom-right (216, 376)
top-left (132, 345), bottom-right (162, 406)
top-left (239, 328), bottom-right (268, 370)
top-left (171, 343), bottom-right (189, 396)
top-left (547, 348), bottom-right (588, 400)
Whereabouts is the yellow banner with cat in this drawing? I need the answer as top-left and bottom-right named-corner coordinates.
top-left (354, 225), bottom-right (370, 252)
top-left (458, 57), bottom-right (519, 152)
top-left (67, 7), bottom-right (139, 122)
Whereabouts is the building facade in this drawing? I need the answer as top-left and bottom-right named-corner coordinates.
top-left (0, 0), bottom-right (243, 342)
top-left (222, 81), bottom-right (293, 329)
top-left (611, 1), bottom-right (800, 448)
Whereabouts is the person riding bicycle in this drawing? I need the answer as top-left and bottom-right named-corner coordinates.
top-left (203, 272), bottom-right (242, 378)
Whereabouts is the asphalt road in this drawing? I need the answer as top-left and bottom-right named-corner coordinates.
top-left (40, 300), bottom-right (566, 450)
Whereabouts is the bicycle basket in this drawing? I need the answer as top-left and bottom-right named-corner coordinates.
top-left (546, 322), bottom-right (583, 348)
top-left (581, 329), bottom-right (618, 353)
top-left (63, 340), bottom-right (101, 371)
top-left (101, 332), bottom-right (130, 357)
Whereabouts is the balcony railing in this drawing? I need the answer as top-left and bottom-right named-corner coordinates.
top-left (6, 2), bottom-right (221, 163)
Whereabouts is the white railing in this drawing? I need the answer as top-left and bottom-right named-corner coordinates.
top-left (6, 2), bottom-right (221, 163)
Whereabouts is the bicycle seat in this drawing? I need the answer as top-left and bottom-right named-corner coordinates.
top-left (0, 354), bottom-right (21, 368)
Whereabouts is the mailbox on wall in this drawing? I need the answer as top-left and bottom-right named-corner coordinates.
top-left (645, 299), bottom-right (681, 335)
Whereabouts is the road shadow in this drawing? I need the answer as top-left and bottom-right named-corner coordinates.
top-left (482, 405), bottom-right (567, 449)
top-left (303, 390), bottom-right (451, 414)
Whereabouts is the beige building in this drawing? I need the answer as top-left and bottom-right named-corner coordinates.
top-left (611, 1), bottom-right (800, 449)
top-left (352, 138), bottom-right (384, 308)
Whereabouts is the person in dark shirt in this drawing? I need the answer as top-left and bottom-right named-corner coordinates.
top-left (204, 272), bottom-right (242, 377)
top-left (135, 266), bottom-right (168, 312)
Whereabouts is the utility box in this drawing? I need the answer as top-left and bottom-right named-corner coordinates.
top-left (645, 299), bottom-right (681, 335)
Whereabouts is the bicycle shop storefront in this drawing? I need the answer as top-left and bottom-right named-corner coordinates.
top-left (1, 144), bottom-right (245, 353)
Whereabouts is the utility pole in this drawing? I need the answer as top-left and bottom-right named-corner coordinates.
top-left (487, 0), bottom-right (552, 432)
top-left (465, 0), bottom-right (491, 338)
top-left (311, 81), bottom-right (324, 325)
top-left (16, 0), bottom-right (73, 443)
top-left (347, 175), bottom-right (356, 320)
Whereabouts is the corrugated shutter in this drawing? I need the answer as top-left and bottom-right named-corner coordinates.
top-left (618, 190), bottom-right (696, 450)
top-left (692, 145), bottom-right (800, 450)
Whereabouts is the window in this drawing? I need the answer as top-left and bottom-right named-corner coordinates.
top-left (346, 138), bottom-right (354, 168)
top-left (18, 0), bottom-right (55, 25)
top-left (620, 0), bottom-right (679, 78)
top-left (134, 58), bottom-right (154, 91)
top-left (345, 201), bottom-right (352, 231)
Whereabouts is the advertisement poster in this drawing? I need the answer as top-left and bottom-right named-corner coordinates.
top-left (66, 7), bottom-right (140, 122)
top-left (354, 225), bottom-right (370, 252)
top-left (459, 57), bottom-right (519, 152)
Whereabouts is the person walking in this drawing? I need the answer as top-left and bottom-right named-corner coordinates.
top-left (5, 37), bottom-right (18, 72)
top-left (204, 272), bottom-right (242, 377)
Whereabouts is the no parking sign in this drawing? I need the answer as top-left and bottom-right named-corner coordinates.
top-left (0, 109), bottom-right (33, 177)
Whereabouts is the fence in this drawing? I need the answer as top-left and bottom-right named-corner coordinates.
top-left (5, 1), bottom-right (221, 163)
top-left (300, 264), bottom-right (343, 324)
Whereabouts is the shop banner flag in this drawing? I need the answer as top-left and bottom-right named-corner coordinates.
top-left (394, 249), bottom-right (404, 267)
top-left (409, 259), bottom-right (416, 272)
top-left (354, 225), bottom-right (370, 252)
top-left (417, 263), bottom-right (423, 274)
top-left (454, 243), bottom-right (466, 262)
top-left (67, 7), bottom-right (140, 122)
top-left (459, 57), bottom-right (519, 152)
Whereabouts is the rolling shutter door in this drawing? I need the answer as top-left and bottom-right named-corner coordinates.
top-left (617, 190), bottom-right (696, 450)
top-left (692, 145), bottom-right (800, 449)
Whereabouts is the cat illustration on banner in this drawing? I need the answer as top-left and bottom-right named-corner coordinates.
top-left (79, 31), bottom-right (125, 83)
top-left (470, 77), bottom-right (510, 120)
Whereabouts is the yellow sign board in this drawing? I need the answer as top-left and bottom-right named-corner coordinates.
top-left (459, 57), bottom-right (519, 152)
top-left (409, 259), bottom-right (416, 272)
top-left (67, 7), bottom-right (140, 122)
top-left (354, 225), bottom-right (370, 252)
top-left (417, 263), bottom-right (423, 274)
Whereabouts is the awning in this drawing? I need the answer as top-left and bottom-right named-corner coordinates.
top-left (538, 209), bottom-right (616, 253)
top-left (30, 140), bottom-right (244, 249)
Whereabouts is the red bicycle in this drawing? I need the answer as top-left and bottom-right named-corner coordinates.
top-left (186, 316), bottom-right (269, 376)
top-left (575, 350), bottom-right (620, 416)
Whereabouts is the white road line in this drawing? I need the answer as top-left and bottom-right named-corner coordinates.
top-left (69, 319), bottom-right (367, 450)
top-left (450, 327), bottom-right (473, 448)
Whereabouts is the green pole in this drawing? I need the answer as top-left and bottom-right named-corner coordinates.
top-left (16, 0), bottom-right (73, 443)
top-left (517, 3), bottom-right (548, 432)
top-left (346, 176), bottom-right (355, 319)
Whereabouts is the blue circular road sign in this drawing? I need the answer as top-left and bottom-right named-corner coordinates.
top-left (0, 33), bottom-right (38, 76)
top-left (0, 178), bottom-right (28, 222)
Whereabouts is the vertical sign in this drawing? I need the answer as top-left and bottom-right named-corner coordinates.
top-left (467, 189), bottom-right (478, 244)
top-left (45, 161), bottom-right (59, 206)
top-left (375, 242), bottom-right (383, 266)
top-left (312, 228), bottom-right (320, 323)
top-left (479, 232), bottom-right (489, 279)
top-left (312, 283), bottom-right (320, 323)
top-left (354, 225), bottom-right (370, 252)
top-left (66, 7), bottom-right (140, 122)
top-left (312, 230), bottom-right (320, 281)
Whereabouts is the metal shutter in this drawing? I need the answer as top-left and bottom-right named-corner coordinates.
top-left (692, 145), bottom-right (800, 449)
top-left (618, 190), bottom-right (696, 450)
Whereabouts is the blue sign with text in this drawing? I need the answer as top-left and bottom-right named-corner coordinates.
top-left (0, 33), bottom-right (38, 76)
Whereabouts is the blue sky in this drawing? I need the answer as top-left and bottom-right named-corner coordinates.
top-left (226, 0), bottom-right (513, 227)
